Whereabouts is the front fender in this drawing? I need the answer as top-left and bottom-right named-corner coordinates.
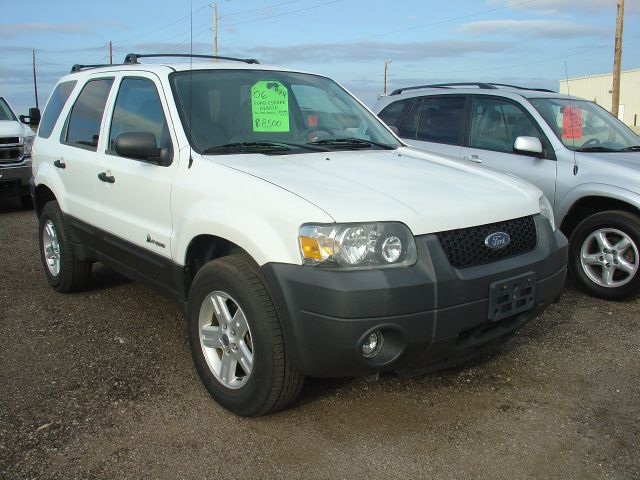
top-left (556, 183), bottom-right (640, 224)
top-left (171, 161), bottom-right (334, 266)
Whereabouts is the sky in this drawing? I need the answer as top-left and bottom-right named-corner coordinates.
top-left (1, 0), bottom-right (639, 115)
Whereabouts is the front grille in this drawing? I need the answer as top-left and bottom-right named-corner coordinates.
top-left (0, 147), bottom-right (22, 162)
top-left (0, 137), bottom-right (19, 145)
top-left (436, 216), bottom-right (537, 269)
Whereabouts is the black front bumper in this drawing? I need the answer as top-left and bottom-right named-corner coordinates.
top-left (262, 216), bottom-right (567, 378)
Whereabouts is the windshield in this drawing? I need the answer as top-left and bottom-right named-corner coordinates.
top-left (170, 69), bottom-right (400, 154)
top-left (530, 97), bottom-right (640, 152)
top-left (0, 98), bottom-right (17, 121)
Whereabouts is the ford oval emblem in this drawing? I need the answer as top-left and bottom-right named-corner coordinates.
top-left (485, 232), bottom-right (511, 249)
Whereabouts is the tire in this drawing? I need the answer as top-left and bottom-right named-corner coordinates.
top-left (20, 194), bottom-right (34, 210)
top-left (187, 254), bottom-right (304, 416)
top-left (568, 210), bottom-right (640, 301)
top-left (38, 201), bottom-right (92, 293)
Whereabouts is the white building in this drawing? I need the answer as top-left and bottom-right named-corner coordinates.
top-left (559, 68), bottom-right (640, 134)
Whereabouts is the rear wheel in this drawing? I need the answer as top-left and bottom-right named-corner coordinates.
top-left (38, 201), bottom-right (91, 292)
top-left (568, 210), bottom-right (640, 300)
top-left (187, 254), bottom-right (304, 416)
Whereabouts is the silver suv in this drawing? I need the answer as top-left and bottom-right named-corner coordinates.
top-left (374, 83), bottom-right (640, 300)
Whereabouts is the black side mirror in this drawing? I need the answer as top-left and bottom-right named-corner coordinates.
top-left (19, 107), bottom-right (41, 126)
top-left (115, 132), bottom-right (172, 166)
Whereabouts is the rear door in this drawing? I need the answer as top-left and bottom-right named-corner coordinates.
top-left (93, 73), bottom-right (177, 263)
top-left (57, 77), bottom-right (114, 221)
top-left (460, 96), bottom-right (558, 204)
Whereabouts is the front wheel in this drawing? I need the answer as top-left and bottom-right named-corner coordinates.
top-left (568, 210), bottom-right (640, 300)
top-left (187, 255), bottom-right (304, 416)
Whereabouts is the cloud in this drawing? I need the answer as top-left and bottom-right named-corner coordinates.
top-left (495, 0), bottom-right (639, 15)
top-left (0, 22), bottom-right (88, 38)
top-left (460, 19), bottom-right (607, 38)
top-left (244, 40), bottom-right (510, 64)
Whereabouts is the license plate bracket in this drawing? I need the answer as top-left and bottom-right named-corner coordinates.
top-left (488, 272), bottom-right (536, 322)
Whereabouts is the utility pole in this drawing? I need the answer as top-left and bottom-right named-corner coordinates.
top-left (213, 2), bottom-right (218, 61)
top-left (32, 49), bottom-right (39, 109)
top-left (611, 0), bottom-right (624, 118)
top-left (109, 41), bottom-right (113, 64)
top-left (383, 59), bottom-right (392, 95)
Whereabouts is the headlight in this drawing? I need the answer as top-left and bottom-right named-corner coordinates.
top-left (22, 136), bottom-right (34, 156)
top-left (299, 222), bottom-right (417, 268)
top-left (539, 195), bottom-right (556, 231)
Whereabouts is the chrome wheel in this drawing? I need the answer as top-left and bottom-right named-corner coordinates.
top-left (580, 228), bottom-right (639, 288)
top-left (198, 291), bottom-right (253, 389)
top-left (42, 219), bottom-right (61, 277)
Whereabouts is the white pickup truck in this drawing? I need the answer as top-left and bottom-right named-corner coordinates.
top-left (0, 96), bottom-right (39, 207)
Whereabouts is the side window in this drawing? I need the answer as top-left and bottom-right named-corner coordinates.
top-left (378, 98), bottom-right (413, 128)
top-left (38, 81), bottom-right (77, 139)
top-left (417, 96), bottom-right (466, 145)
top-left (64, 78), bottom-right (114, 150)
top-left (108, 77), bottom-right (171, 155)
top-left (470, 97), bottom-right (540, 153)
top-left (399, 98), bottom-right (423, 139)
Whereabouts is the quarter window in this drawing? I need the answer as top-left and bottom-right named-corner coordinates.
top-left (109, 78), bottom-right (171, 155)
top-left (38, 81), bottom-right (77, 139)
top-left (65, 79), bottom-right (114, 150)
top-left (378, 99), bottom-right (414, 129)
top-left (470, 97), bottom-right (540, 153)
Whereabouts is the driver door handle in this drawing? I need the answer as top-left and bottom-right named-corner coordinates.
top-left (98, 172), bottom-right (115, 184)
top-left (464, 154), bottom-right (482, 164)
top-left (53, 159), bottom-right (66, 169)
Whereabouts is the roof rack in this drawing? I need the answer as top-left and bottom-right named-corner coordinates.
top-left (390, 83), bottom-right (497, 95)
top-left (70, 63), bottom-right (114, 73)
top-left (390, 82), bottom-right (554, 95)
top-left (123, 53), bottom-right (260, 65)
top-left (486, 83), bottom-right (555, 93)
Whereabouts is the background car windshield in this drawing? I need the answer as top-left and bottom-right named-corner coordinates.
top-left (530, 98), bottom-right (639, 151)
top-left (0, 98), bottom-right (17, 121)
top-left (170, 69), bottom-right (399, 153)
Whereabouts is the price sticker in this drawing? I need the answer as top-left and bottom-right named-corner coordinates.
top-left (251, 81), bottom-right (290, 132)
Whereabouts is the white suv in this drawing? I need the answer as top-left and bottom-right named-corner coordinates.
top-left (32, 55), bottom-right (567, 416)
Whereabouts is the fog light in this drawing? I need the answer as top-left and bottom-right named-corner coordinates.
top-left (361, 330), bottom-right (384, 359)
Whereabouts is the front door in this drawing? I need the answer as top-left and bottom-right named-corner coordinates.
top-left (461, 96), bottom-right (558, 205)
top-left (93, 74), bottom-right (177, 266)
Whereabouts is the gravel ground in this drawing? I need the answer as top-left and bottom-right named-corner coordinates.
top-left (1, 198), bottom-right (639, 480)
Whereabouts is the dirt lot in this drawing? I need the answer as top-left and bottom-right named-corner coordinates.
top-left (1, 198), bottom-right (639, 480)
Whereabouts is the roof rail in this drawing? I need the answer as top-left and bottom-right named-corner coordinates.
top-left (123, 53), bottom-right (260, 65)
top-left (390, 82), bottom-right (556, 96)
top-left (70, 63), bottom-right (114, 73)
top-left (390, 83), bottom-right (498, 95)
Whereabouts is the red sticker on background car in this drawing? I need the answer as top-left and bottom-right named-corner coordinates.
top-left (562, 106), bottom-right (582, 139)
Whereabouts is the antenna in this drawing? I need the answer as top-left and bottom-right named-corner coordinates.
top-left (564, 62), bottom-right (578, 175)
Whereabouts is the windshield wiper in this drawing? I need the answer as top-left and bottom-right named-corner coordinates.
top-left (576, 146), bottom-right (618, 152)
top-left (620, 145), bottom-right (640, 152)
top-left (307, 137), bottom-right (395, 150)
top-left (203, 141), bottom-right (328, 154)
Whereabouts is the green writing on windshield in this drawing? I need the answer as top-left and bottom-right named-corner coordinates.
top-left (251, 81), bottom-right (290, 132)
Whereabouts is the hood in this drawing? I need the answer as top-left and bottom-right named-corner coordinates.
top-left (0, 120), bottom-right (32, 138)
top-left (207, 147), bottom-right (542, 235)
